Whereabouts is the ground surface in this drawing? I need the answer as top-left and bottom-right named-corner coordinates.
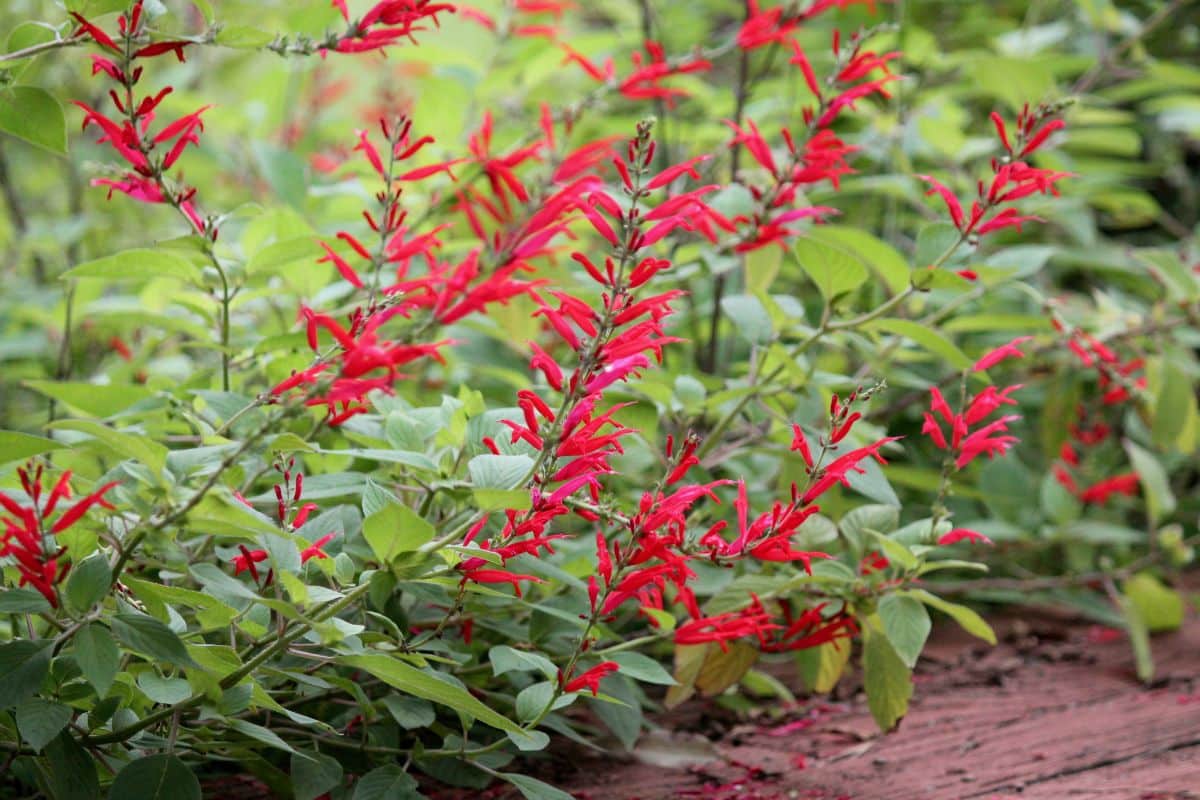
top-left (536, 609), bottom-right (1200, 800)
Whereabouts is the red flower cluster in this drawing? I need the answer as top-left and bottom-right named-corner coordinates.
top-left (919, 105), bottom-right (1070, 260)
top-left (0, 465), bottom-right (118, 605)
top-left (272, 118), bottom-right (545, 424)
top-left (738, 1), bottom-right (883, 51)
top-left (675, 595), bottom-right (857, 653)
top-left (458, 127), bottom-right (702, 598)
top-left (1051, 322), bottom-right (1147, 506)
top-left (560, 40), bottom-right (712, 106)
top-left (727, 23), bottom-right (897, 251)
top-left (72, 1), bottom-right (207, 232)
top-left (330, 0), bottom-right (456, 53)
top-left (673, 395), bottom-right (898, 646)
top-left (459, 0), bottom-right (574, 40)
top-left (231, 464), bottom-right (336, 586)
top-left (921, 337), bottom-right (1028, 470)
top-left (272, 305), bottom-right (451, 425)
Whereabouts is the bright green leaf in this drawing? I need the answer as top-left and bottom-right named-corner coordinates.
top-left (862, 619), bottom-right (912, 732)
top-left (0, 431), bottom-right (64, 463)
top-left (62, 249), bottom-right (202, 283)
top-left (363, 501), bottom-right (434, 566)
top-left (877, 595), bottom-right (931, 668)
top-left (0, 86), bottom-right (67, 154)
top-left (793, 237), bottom-right (868, 302)
top-left (1124, 572), bottom-right (1184, 633)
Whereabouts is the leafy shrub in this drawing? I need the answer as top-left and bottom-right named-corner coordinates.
top-left (0, 1), bottom-right (1195, 797)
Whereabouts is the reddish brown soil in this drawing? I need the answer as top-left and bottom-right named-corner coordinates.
top-left (543, 611), bottom-right (1200, 800)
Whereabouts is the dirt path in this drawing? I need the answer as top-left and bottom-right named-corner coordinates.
top-left (547, 611), bottom-right (1200, 800)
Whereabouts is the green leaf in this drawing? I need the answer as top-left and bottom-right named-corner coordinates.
top-left (228, 719), bottom-right (299, 754)
top-left (66, 0), bottom-right (131, 13)
top-left (0, 640), bottom-right (50, 709)
top-left (292, 749), bottom-right (344, 800)
top-left (352, 765), bottom-right (422, 800)
top-left (1117, 592), bottom-right (1154, 683)
top-left (743, 245), bottom-right (783, 294)
top-left (44, 731), bottom-right (100, 800)
top-left (720, 294), bottom-right (774, 344)
top-left (489, 646), bottom-right (557, 680)
top-left (468, 454), bottom-right (533, 490)
top-left (969, 54), bottom-right (1057, 111)
top-left (913, 221), bottom-right (962, 267)
top-left (793, 237), bottom-right (868, 302)
top-left (843, 456), bottom-right (901, 506)
top-left (123, 576), bottom-right (238, 629)
top-left (1123, 439), bottom-right (1177, 526)
top-left (696, 641), bottom-right (758, 697)
top-left (902, 588), bottom-right (997, 645)
top-left (608, 652), bottom-right (677, 685)
top-left (16, 699), bottom-right (72, 752)
top-left (0, 86), bottom-right (67, 154)
top-left (502, 773), bottom-right (577, 800)
top-left (339, 654), bottom-right (534, 743)
top-left (590, 674), bottom-right (642, 750)
top-left (866, 319), bottom-right (972, 370)
top-left (862, 619), bottom-right (912, 732)
top-left (381, 696), bottom-right (435, 729)
top-left (472, 488), bottom-right (532, 511)
top-left (74, 623), bottom-right (120, 697)
top-left (22, 381), bottom-right (153, 418)
top-left (877, 595), bottom-right (931, 668)
top-left (1151, 359), bottom-right (1197, 451)
top-left (111, 613), bottom-right (200, 669)
top-left (795, 639), bottom-right (851, 693)
top-left (515, 681), bottom-right (555, 723)
top-left (1124, 572), bottom-right (1184, 633)
top-left (50, 420), bottom-right (168, 475)
top-left (0, 587), bottom-right (53, 614)
top-left (363, 501), bottom-right (434, 566)
top-left (3, 23), bottom-right (56, 77)
top-left (136, 673), bottom-right (192, 704)
top-left (108, 754), bottom-right (200, 800)
top-left (190, 0), bottom-right (215, 23)
top-left (664, 643), bottom-right (708, 709)
top-left (0, 430), bottom-right (64, 462)
top-left (805, 225), bottom-right (908, 293)
top-left (61, 248), bottom-right (202, 283)
top-left (866, 530), bottom-right (918, 571)
top-left (65, 553), bottom-right (112, 614)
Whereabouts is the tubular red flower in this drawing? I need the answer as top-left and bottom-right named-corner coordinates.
top-left (564, 661), bottom-right (620, 695)
top-left (937, 528), bottom-right (992, 546)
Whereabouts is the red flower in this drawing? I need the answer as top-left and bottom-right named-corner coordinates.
top-left (331, 1), bottom-right (456, 53)
top-left (458, 567), bottom-right (544, 597)
top-left (563, 661), bottom-right (620, 695)
top-left (0, 467), bottom-right (118, 606)
top-left (1079, 474), bottom-right (1140, 505)
top-left (922, 385), bottom-right (1022, 469)
top-left (937, 528), bottom-right (992, 546)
